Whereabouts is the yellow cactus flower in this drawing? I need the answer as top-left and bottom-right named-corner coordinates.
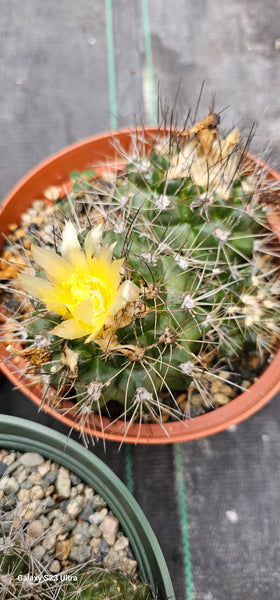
top-left (18, 222), bottom-right (139, 342)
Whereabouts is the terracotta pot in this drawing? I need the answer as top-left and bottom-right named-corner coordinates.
top-left (0, 129), bottom-right (280, 444)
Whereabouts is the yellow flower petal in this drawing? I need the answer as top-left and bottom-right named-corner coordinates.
top-left (18, 273), bottom-right (54, 299)
top-left (119, 280), bottom-right (139, 302)
top-left (98, 242), bottom-right (117, 264)
top-left (61, 221), bottom-right (88, 271)
top-left (31, 245), bottom-right (73, 283)
top-left (88, 257), bottom-right (122, 293)
top-left (73, 298), bottom-right (105, 328)
top-left (84, 224), bottom-right (103, 261)
top-left (18, 273), bottom-right (69, 316)
top-left (107, 280), bottom-right (139, 317)
top-left (39, 290), bottom-right (69, 316)
top-left (110, 257), bottom-right (124, 278)
top-left (51, 318), bottom-right (89, 339)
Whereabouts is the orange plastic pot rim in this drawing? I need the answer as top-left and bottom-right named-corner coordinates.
top-left (0, 128), bottom-right (280, 444)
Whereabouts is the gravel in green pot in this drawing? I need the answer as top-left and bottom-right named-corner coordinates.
top-left (0, 415), bottom-right (175, 600)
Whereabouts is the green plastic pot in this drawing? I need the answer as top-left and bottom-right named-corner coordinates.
top-left (0, 414), bottom-right (175, 600)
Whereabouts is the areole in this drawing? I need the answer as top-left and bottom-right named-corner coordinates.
top-left (0, 128), bottom-right (280, 444)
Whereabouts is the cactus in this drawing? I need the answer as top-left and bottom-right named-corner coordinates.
top-left (3, 112), bottom-right (280, 435)
top-left (0, 514), bottom-right (153, 600)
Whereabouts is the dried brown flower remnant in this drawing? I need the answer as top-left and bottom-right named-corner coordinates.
top-left (170, 111), bottom-right (241, 198)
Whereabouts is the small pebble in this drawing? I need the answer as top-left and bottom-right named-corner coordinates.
top-left (40, 479), bottom-right (52, 495)
top-left (93, 494), bottom-right (107, 509)
top-left (3, 452), bottom-right (16, 466)
top-left (37, 461), bottom-right (51, 477)
top-left (126, 547), bottom-right (135, 560)
top-left (13, 465), bottom-right (28, 484)
top-left (211, 381), bottom-right (222, 394)
top-left (218, 371), bottom-right (230, 380)
top-left (89, 507), bottom-right (108, 525)
top-left (249, 355), bottom-right (260, 369)
top-left (242, 380), bottom-right (252, 389)
top-left (39, 515), bottom-right (50, 529)
top-left (59, 499), bottom-right (70, 512)
top-left (0, 450), bottom-right (8, 461)
top-left (98, 539), bottom-right (109, 556)
top-left (213, 392), bottom-right (229, 406)
top-left (2, 476), bottom-right (19, 495)
top-left (41, 496), bottom-right (55, 509)
top-left (28, 223), bottom-right (38, 235)
top-left (70, 545), bottom-right (91, 563)
top-left (23, 500), bottom-right (42, 520)
top-left (90, 537), bottom-right (100, 552)
top-left (49, 559), bottom-right (61, 573)
top-left (57, 533), bottom-right (68, 541)
top-left (56, 467), bottom-right (71, 498)
top-left (43, 186), bottom-right (61, 201)
top-left (0, 495), bottom-right (17, 512)
top-left (7, 223), bottom-right (18, 232)
top-left (120, 557), bottom-right (138, 576)
top-left (18, 488), bottom-right (32, 504)
top-left (103, 549), bottom-right (120, 569)
top-left (84, 486), bottom-right (94, 500)
top-left (33, 200), bottom-right (46, 211)
top-left (20, 452), bottom-right (44, 467)
top-left (42, 532), bottom-right (57, 551)
top-left (66, 496), bottom-right (86, 518)
top-left (89, 523), bottom-right (101, 537)
top-left (100, 515), bottom-right (119, 546)
top-left (45, 470), bottom-right (59, 484)
top-left (69, 472), bottom-right (82, 486)
top-left (27, 520), bottom-right (45, 539)
top-left (221, 384), bottom-right (236, 398)
top-left (73, 521), bottom-right (91, 541)
top-left (0, 462), bottom-right (7, 476)
top-left (61, 519), bottom-right (77, 534)
top-left (29, 472), bottom-right (43, 484)
top-left (79, 500), bottom-right (94, 522)
top-left (32, 545), bottom-right (46, 561)
top-left (73, 532), bottom-right (89, 546)
top-left (55, 540), bottom-right (71, 561)
top-left (27, 208), bottom-right (37, 217)
top-left (30, 485), bottom-right (44, 501)
top-left (49, 509), bottom-right (63, 522)
top-left (45, 484), bottom-right (55, 497)
top-left (114, 535), bottom-right (129, 551)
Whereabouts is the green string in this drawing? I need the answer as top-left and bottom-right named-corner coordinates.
top-left (141, 0), bottom-right (157, 125)
top-left (174, 444), bottom-right (194, 600)
top-left (105, 1), bottom-right (134, 495)
top-left (125, 445), bottom-right (134, 494)
top-left (105, 0), bottom-right (118, 130)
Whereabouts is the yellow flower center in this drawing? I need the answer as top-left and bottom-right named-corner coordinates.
top-left (58, 269), bottom-right (113, 319)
